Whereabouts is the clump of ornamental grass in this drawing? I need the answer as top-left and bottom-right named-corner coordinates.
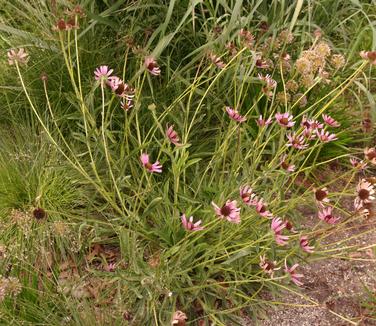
top-left (1, 1), bottom-right (376, 324)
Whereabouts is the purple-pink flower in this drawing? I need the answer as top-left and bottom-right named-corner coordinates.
top-left (275, 112), bottom-right (295, 128)
top-left (171, 311), bottom-right (187, 325)
top-left (354, 179), bottom-right (375, 210)
top-left (121, 99), bottom-right (133, 111)
top-left (94, 65), bottom-right (113, 81)
top-left (144, 56), bottom-right (161, 76)
top-left (259, 255), bottom-right (280, 277)
top-left (166, 125), bottom-right (181, 146)
top-left (280, 154), bottom-right (295, 172)
top-left (256, 115), bottom-right (273, 127)
top-left (299, 236), bottom-right (314, 253)
top-left (226, 106), bottom-right (246, 123)
top-left (271, 217), bottom-right (289, 245)
top-left (250, 196), bottom-right (273, 218)
top-left (285, 260), bottom-right (304, 286)
top-left (181, 214), bottom-right (204, 231)
top-left (316, 129), bottom-right (337, 143)
top-left (286, 133), bottom-right (308, 150)
top-left (350, 158), bottom-right (367, 170)
top-left (212, 200), bottom-right (241, 224)
top-left (7, 48), bottom-right (29, 66)
top-left (239, 185), bottom-right (253, 205)
top-left (322, 114), bottom-right (340, 127)
top-left (318, 207), bottom-right (339, 224)
top-left (140, 153), bottom-right (162, 173)
top-left (107, 77), bottom-right (135, 99)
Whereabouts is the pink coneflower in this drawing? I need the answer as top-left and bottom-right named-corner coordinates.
top-left (316, 129), bottom-right (337, 143)
top-left (166, 125), bottom-right (181, 146)
top-left (226, 106), bottom-right (246, 123)
top-left (7, 48), bottom-right (29, 66)
top-left (302, 127), bottom-right (316, 140)
top-left (107, 77), bottom-right (135, 100)
top-left (354, 179), bottom-right (375, 209)
top-left (94, 65), bottom-right (113, 81)
top-left (258, 73), bottom-right (277, 89)
top-left (105, 262), bottom-right (116, 272)
top-left (256, 115), bottom-right (272, 127)
top-left (314, 187), bottom-right (329, 205)
top-left (140, 153), bottom-right (162, 173)
top-left (300, 236), bottom-right (314, 253)
top-left (144, 56), bottom-right (161, 76)
top-left (300, 115), bottom-right (310, 129)
top-left (121, 99), bottom-right (134, 111)
top-left (318, 207), bottom-right (339, 224)
top-left (322, 114), bottom-right (340, 127)
top-left (364, 147), bottom-right (376, 165)
top-left (250, 196), bottom-right (273, 218)
top-left (171, 310), bottom-right (187, 325)
top-left (284, 260), bottom-right (304, 286)
top-left (239, 29), bottom-right (255, 44)
top-left (212, 200), bottom-right (241, 224)
top-left (350, 158), bottom-right (367, 170)
top-left (286, 133), bottom-right (308, 150)
top-left (306, 119), bottom-right (324, 130)
top-left (181, 214), bottom-right (204, 231)
top-left (239, 185), bottom-right (253, 205)
top-left (280, 154), bottom-right (295, 172)
top-left (256, 56), bottom-right (269, 69)
top-left (360, 51), bottom-right (376, 65)
top-left (259, 255), bottom-right (280, 277)
top-left (275, 112), bottom-right (295, 128)
top-left (209, 52), bottom-right (226, 69)
top-left (271, 217), bottom-right (289, 246)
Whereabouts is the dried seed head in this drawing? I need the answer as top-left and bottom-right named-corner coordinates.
top-left (33, 207), bottom-right (47, 220)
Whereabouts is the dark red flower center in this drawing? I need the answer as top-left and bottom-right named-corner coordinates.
top-left (285, 221), bottom-right (293, 230)
top-left (367, 51), bottom-right (376, 60)
top-left (145, 162), bottom-right (153, 170)
top-left (358, 188), bottom-right (370, 200)
top-left (281, 161), bottom-right (289, 170)
top-left (264, 261), bottom-right (274, 271)
top-left (115, 83), bottom-right (125, 96)
top-left (220, 205), bottom-right (232, 216)
top-left (33, 207), bottom-right (47, 220)
top-left (280, 117), bottom-right (289, 125)
top-left (315, 189), bottom-right (327, 201)
top-left (258, 205), bottom-right (266, 213)
top-left (366, 150), bottom-right (376, 160)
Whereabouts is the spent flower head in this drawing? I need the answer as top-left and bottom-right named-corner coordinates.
top-left (360, 51), bottom-right (376, 65)
top-left (7, 48), bottom-right (29, 66)
top-left (364, 147), bottom-right (376, 165)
